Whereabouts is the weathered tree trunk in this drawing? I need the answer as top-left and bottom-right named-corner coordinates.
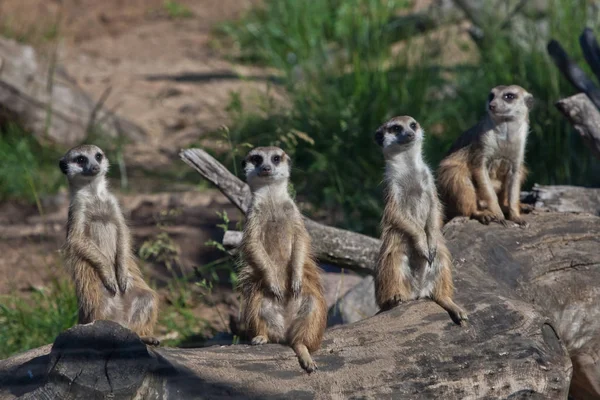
top-left (0, 37), bottom-right (145, 145)
top-left (555, 93), bottom-right (600, 160)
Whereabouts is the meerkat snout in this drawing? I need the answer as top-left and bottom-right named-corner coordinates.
top-left (375, 116), bottom-right (423, 152)
top-left (242, 146), bottom-right (290, 187)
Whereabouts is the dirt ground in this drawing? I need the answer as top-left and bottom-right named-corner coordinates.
top-left (0, 0), bottom-right (362, 343)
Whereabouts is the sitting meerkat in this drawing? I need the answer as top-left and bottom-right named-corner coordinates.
top-left (374, 116), bottom-right (468, 325)
top-left (238, 146), bottom-right (327, 373)
top-left (60, 145), bottom-right (159, 345)
top-left (437, 85), bottom-right (534, 226)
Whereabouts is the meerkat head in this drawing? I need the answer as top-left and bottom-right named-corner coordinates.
top-left (59, 144), bottom-right (109, 185)
top-left (242, 146), bottom-right (291, 189)
top-left (374, 116), bottom-right (424, 155)
top-left (486, 85), bottom-right (534, 122)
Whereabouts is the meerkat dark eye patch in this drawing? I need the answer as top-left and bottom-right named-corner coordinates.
top-left (249, 155), bottom-right (263, 166)
top-left (95, 153), bottom-right (103, 162)
top-left (75, 155), bottom-right (87, 165)
top-left (409, 122), bottom-right (417, 130)
top-left (272, 155), bottom-right (281, 164)
top-left (488, 93), bottom-right (495, 101)
top-left (503, 93), bottom-right (516, 101)
top-left (390, 124), bottom-right (403, 133)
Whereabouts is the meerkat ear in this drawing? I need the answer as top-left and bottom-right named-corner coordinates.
top-left (525, 94), bottom-right (534, 110)
top-left (59, 158), bottom-right (69, 175)
top-left (374, 128), bottom-right (384, 147)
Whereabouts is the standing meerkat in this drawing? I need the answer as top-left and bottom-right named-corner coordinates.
top-left (437, 85), bottom-right (534, 226)
top-left (238, 146), bottom-right (327, 373)
top-left (60, 145), bottom-right (159, 345)
top-left (374, 116), bottom-right (467, 324)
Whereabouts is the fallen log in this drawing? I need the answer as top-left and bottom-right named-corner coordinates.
top-left (555, 93), bottom-right (600, 160)
top-left (0, 37), bottom-right (145, 146)
top-left (0, 272), bottom-right (572, 399)
top-left (335, 212), bottom-right (600, 399)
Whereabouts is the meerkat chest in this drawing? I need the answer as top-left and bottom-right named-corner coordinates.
top-left (389, 170), bottom-right (431, 227)
top-left (85, 198), bottom-right (118, 261)
top-left (486, 123), bottom-right (527, 161)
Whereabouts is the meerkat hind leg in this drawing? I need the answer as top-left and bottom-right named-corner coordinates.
top-left (432, 259), bottom-right (468, 326)
top-left (288, 294), bottom-right (325, 373)
top-left (293, 343), bottom-right (317, 373)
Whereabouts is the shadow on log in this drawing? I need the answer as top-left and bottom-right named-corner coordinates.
top-left (0, 37), bottom-right (145, 146)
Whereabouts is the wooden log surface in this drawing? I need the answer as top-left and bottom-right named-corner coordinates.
top-left (0, 260), bottom-right (572, 399)
top-left (0, 37), bottom-right (145, 145)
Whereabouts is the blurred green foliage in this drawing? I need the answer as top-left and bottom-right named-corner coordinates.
top-left (0, 123), bottom-right (64, 203)
top-left (217, 0), bottom-right (600, 235)
top-left (0, 278), bottom-right (78, 359)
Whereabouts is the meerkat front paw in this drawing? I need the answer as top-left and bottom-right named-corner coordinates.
top-left (102, 276), bottom-right (119, 296)
top-left (268, 282), bottom-right (284, 301)
top-left (251, 335), bottom-right (268, 345)
top-left (291, 278), bottom-right (302, 298)
top-left (116, 269), bottom-right (129, 294)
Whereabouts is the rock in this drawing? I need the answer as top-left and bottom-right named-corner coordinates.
top-left (0, 37), bottom-right (145, 146)
top-left (328, 276), bottom-right (376, 326)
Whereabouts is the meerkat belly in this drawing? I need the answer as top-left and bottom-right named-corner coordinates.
top-left (89, 220), bottom-right (118, 262)
top-left (262, 219), bottom-right (294, 282)
top-left (87, 201), bottom-right (118, 263)
top-left (488, 157), bottom-right (513, 191)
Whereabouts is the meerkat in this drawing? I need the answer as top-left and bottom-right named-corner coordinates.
top-left (373, 116), bottom-right (468, 324)
top-left (437, 85), bottom-right (534, 226)
top-left (59, 145), bottom-right (159, 345)
top-left (237, 146), bottom-right (327, 373)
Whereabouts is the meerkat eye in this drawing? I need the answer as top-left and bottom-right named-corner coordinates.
top-left (250, 155), bottom-right (263, 165)
top-left (390, 125), bottom-right (402, 133)
top-left (272, 155), bottom-right (281, 164)
top-left (503, 93), bottom-right (515, 101)
top-left (95, 153), bottom-right (103, 162)
top-left (409, 122), bottom-right (417, 130)
top-left (75, 156), bottom-right (87, 164)
top-left (488, 93), bottom-right (495, 101)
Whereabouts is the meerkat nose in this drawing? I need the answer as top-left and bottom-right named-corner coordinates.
top-left (489, 102), bottom-right (496, 111)
top-left (90, 164), bottom-right (100, 174)
top-left (260, 165), bottom-right (272, 173)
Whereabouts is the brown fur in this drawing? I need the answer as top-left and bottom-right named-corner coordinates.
top-left (438, 85), bottom-right (533, 226)
top-left (238, 146), bottom-right (327, 373)
top-left (373, 116), bottom-right (467, 324)
top-left (61, 145), bottom-right (159, 345)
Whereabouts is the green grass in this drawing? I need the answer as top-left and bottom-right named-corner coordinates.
top-left (0, 123), bottom-right (65, 204)
top-left (163, 0), bottom-right (194, 19)
top-left (0, 278), bottom-right (78, 359)
top-left (216, 0), bottom-right (600, 235)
